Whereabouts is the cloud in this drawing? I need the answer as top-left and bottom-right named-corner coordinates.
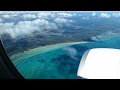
top-left (0, 11), bottom-right (4, 14)
top-left (73, 13), bottom-right (77, 16)
top-left (2, 14), bottom-right (18, 19)
top-left (0, 11), bottom-right (39, 14)
top-left (62, 45), bottom-right (78, 61)
top-left (78, 14), bottom-right (82, 16)
top-left (54, 17), bottom-right (73, 24)
top-left (2, 15), bottom-right (11, 19)
top-left (57, 13), bottom-right (73, 17)
top-left (99, 13), bottom-right (111, 18)
top-left (37, 12), bottom-right (77, 19)
top-left (82, 16), bottom-right (89, 19)
top-left (91, 31), bottom-right (119, 42)
top-left (23, 14), bottom-right (37, 18)
top-left (10, 14), bottom-right (18, 18)
top-left (0, 22), bottom-right (15, 36)
top-left (0, 18), bottom-right (3, 23)
top-left (0, 11), bottom-right (17, 14)
top-left (37, 12), bottom-right (56, 19)
top-left (0, 19), bottom-right (58, 39)
top-left (57, 12), bottom-right (77, 17)
top-left (92, 12), bottom-right (96, 16)
top-left (112, 13), bottom-right (120, 17)
top-left (11, 14), bottom-right (17, 16)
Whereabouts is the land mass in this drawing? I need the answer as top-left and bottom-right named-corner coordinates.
top-left (1, 29), bottom-right (95, 56)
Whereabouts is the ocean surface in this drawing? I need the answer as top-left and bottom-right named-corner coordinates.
top-left (10, 32), bottom-right (120, 79)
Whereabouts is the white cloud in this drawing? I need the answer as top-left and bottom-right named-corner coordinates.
top-left (0, 19), bottom-right (58, 39)
top-left (0, 11), bottom-right (39, 15)
top-left (10, 14), bottom-right (18, 18)
top-left (0, 11), bottom-right (4, 14)
top-left (92, 12), bottom-right (96, 16)
top-left (54, 17), bottom-right (73, 23)
top-left (2, 13), bottom-right (19, 19)
top-left (0, 22), bottom-right (15, 35)
top-left (23, 14), bottom-right (37, 18)
top-left (6, 11), bottom-right (23, 14)
top-left (2, 15), bottom-right (11, 19)
top-left (82, 16), bottom-right (89, 19)
top-left (112, 13), bottom-right (120, 17)
top-left (54, 18), bottom-right (67, 23)
top-left (37, 12), bottom-right (56, 19)
top-left (73, 13), bottom-right (77, 16)
top-left (57, 13), bottom-right (74, 17)
top-left (62, 45), bottom-right (78, 61)
top-left (11, 14), bottom-right (17, 16)
top-left (99, 13), bottom-right (111, 18)
top-left (37, 12), bottom-right (78, 19)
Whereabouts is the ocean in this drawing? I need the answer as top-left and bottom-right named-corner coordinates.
top-left (10, 32), bottom-right (120, 79)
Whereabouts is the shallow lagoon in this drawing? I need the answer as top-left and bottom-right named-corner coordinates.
top-left (10, 33), bottom-right (120, 79)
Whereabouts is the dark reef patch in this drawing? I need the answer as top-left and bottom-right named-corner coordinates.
top-left (71, 45), bottom-right (89, 52)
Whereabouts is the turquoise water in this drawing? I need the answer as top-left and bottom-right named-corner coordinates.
top-left (11, 33), bottom-right (120, 79)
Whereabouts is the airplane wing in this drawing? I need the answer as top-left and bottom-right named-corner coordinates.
top-left (77, 48), bottom-right (120, 79)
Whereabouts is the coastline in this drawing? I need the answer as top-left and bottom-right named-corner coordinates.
top-left (10, 41), bottom-right (90, 61)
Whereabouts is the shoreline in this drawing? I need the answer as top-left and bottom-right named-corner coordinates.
top-left (10, 41), bottom-right (91, 60)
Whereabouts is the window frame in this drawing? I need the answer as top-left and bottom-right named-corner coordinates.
top-left (0, 39), bottom-right (25, 79)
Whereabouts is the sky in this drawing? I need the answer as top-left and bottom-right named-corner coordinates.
top-left (0, 11), bottom-right (120, 39)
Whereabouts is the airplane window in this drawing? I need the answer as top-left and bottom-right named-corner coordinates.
top-left (1, 11), bottom-right (120, 79)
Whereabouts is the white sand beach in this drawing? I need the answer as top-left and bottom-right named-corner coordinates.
top-left (10, 41), bottom-right (90, 62)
